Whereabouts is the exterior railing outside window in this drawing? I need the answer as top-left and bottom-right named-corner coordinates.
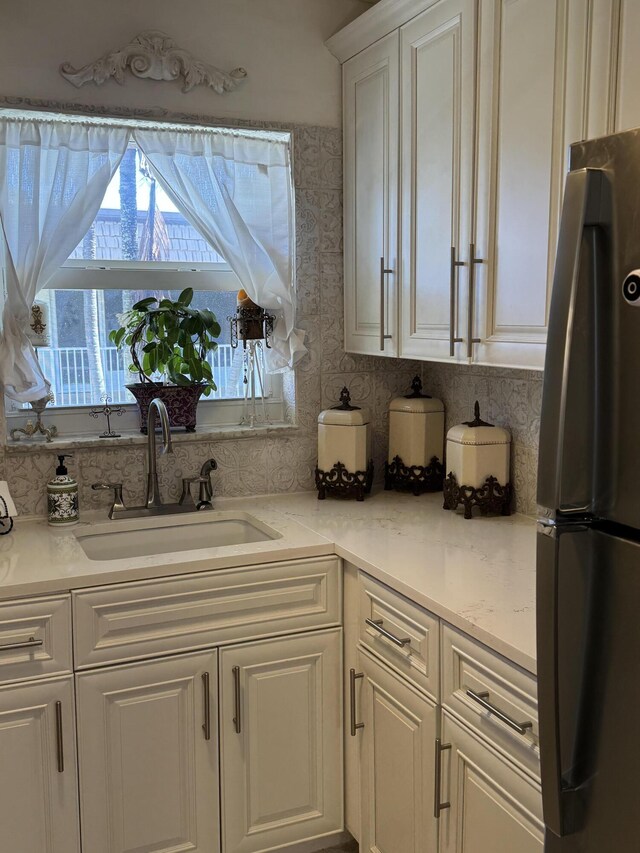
top-left (33, 344), bottom-right (238, 408)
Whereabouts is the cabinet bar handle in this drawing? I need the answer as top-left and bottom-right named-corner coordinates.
top-left (232, 666), bottom-right (241, 734)
top-left (349, 668), bottom-right (364, 737)
top-left (365, 618), bottom-right (411, 648)
top-left (201, 672), bottom-right (211, 741)
top-left (450, 246), bottom-right (465, 356)
top-left (467, 242), bottom-right (483, 358)
top-left (0, 636), bottom-right (43, 652)
top-left (434, 738), bottom-right (451, 818)
top-left (55, 701), bottom-right (64, 773)
top-left (379, 256), bottom-right (393, 351)
top-left (466, 689), bottom-right (533, 736)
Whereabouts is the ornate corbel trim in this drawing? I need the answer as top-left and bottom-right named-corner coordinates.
top-left (60, 30), bottom-right (247, 95)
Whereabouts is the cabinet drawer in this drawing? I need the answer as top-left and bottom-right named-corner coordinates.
top-left (358, 572), bottom-right (439, 699)
top-left (0, 595), bottom-right (72, 685)
top-left (73, 556), bottom-right (341, 668)
top-left (442, 624), bottom-right (539, 780)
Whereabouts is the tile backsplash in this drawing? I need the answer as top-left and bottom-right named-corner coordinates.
top-left (0, 117), bottom-right (542, 519)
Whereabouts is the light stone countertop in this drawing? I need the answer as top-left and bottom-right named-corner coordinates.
top-left (0, 505), bottom-right (334, 598)
top-left (243, 491), bottom-right (538, 675)
top-left (0, 490), bottom-right (537, 675)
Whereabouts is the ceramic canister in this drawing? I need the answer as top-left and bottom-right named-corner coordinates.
top-left (446, 402), bottom-right (511, 488)
top-left (388, 377), bottom-right (444, 467)
top-left (317, 388), bottom-right (371, 473)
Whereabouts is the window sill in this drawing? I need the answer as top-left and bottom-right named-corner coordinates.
top-left (4, 422), bottom-right (300, 454)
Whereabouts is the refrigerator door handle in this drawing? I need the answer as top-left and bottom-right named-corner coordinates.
top-left (537, 522), bottom-right (592, 838)
top-left (537, 167), bottom-right (605, 515)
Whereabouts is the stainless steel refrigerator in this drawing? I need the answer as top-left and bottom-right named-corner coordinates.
top-left (537, 128), bottom-right (640, 851)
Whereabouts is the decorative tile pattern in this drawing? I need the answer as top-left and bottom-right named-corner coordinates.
top-left (0, 121), bottom-right (541, 521)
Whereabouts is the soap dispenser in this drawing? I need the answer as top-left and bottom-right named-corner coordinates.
top-left (47, 455), bottom-right (79, 527)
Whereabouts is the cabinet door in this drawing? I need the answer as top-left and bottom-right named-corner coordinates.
top-left (586, 0), bottom-right (640, 135)
top-left (76, 650), bottom-right (219, 853)
top-left (0, 676), bottom-right (80, 853)
top-left (358, 647), bottom-right (438, 853)
top-left (344, 32), bottom-right (399, 357)
top-left (220, 628), bottom-right (343, 853)
top-left (439, 713), bottom-right (543, 853)
top-left (399, 0), bottom-right (476, 363)
top-left (473, 0), bottom-right (589, 369)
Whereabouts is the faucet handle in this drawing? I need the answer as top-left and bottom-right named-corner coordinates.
top-left (179, 476), bottom-right (208, 507)
top-left (92, 483), bottom-right (126, 518)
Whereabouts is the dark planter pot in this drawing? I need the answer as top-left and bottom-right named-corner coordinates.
top-left (126, 383), bottom-right (206, 433)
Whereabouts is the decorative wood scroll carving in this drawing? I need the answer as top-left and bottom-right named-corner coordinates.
top-left (60, 30), bottom-right (247, 95)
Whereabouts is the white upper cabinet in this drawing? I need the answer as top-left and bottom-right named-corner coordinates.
top-left (613, 0), bottom-right (640, 130)
top-left (344, 32), bottom-right (400, 357)
top-left (586, 0), bottom-right (640, 136)
top-left (399, 0), bottom-right (476, 362)
top-left (338, 0), bottom-right (640, 370)
top-left (472, 0), bottom-right (589, 369)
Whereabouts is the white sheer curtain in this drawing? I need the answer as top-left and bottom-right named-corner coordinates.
top-left (134, 127), bottom-right (305, 371)
top-left (0, 118), bottom-right (129, 402)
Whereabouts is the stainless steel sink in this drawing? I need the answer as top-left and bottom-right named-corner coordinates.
top-left (74, 511), bottom-right (281, 561)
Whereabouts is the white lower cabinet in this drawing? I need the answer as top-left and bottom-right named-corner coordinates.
top-left (357, 647), bottom-right (438, 853)
top-left (0, 675), bottom-right (80, 853)
top-left (219, 629), bottom-right (343, 853)
top-left (438, 713), bottom-right (544, 853)
top-left (348, 571), bottom-right (542, 853)
top-left (76, 649), bottom-right (220, 853)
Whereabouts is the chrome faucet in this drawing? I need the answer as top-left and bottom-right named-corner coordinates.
top-left (145, 398), bottom-right (173, 508)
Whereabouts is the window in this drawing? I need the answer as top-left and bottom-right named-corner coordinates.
top-left (4, 138), bottom-right (284, 432)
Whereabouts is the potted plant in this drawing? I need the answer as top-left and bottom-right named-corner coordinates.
top-left (109, 288), bottom-right (221, 433)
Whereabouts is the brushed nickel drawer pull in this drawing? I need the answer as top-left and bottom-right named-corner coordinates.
top-left (365, 618), bottom-right (411, 648)
top-left (201, 672), bottom-right (211, 741)
top-left (55, 701), bottom-right (64, 773)
top-left (466, 689), bottom-right (533, 736)
top-left (467, 242), bottom-right (483, 358)
top-left (0, 636), bottom-right (43, 652)
top-left (450, 246), bottom-right (465, 356)
top-left (232, 665), bottom-right (241, 734)
top-left (379, 256), bottom-right (393, 351)
top-left (434, 738), bottom-right (451, 818)
top-left (349, 668), bottom-right (364, 737)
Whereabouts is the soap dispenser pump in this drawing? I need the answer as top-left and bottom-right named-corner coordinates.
top-left (47, 454), bottom-right (79, 527)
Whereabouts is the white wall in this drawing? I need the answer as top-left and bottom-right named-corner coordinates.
top-left (0, 0), bottom-right (369, 126)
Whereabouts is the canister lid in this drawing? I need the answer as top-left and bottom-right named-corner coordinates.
top-left (446, 402), bottom-right (511, 446)
top-left (318, 387), bottom-right (370, 426)
top-left (389, 376), bottom-right (444, 414)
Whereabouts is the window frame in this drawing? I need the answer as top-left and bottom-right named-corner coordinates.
top-left (0, 110), bottom-right (293, 438)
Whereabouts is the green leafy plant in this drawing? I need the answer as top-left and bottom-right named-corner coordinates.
top-left (109, 288), bottom-right (222, 396)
